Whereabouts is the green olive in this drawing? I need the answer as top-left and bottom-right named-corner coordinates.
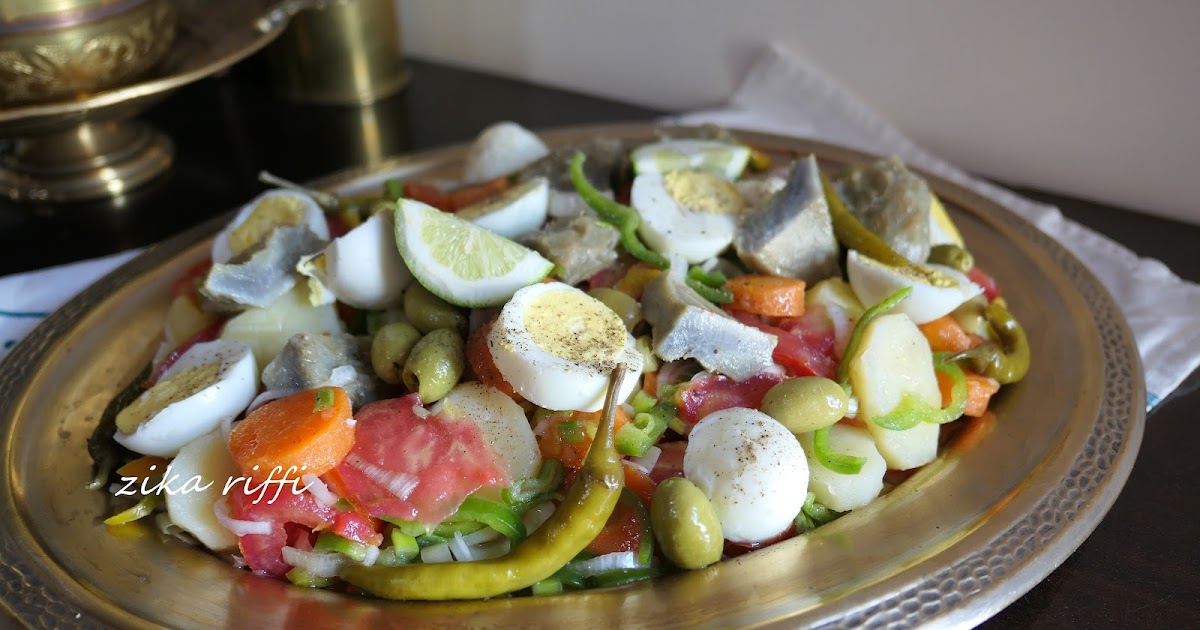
top-left (402, 328), bottom-right (465, 403)
top-left (927, 244), bottom-right (975, 273)
top-left (370, 322), bottom-right (422, 385)
top-left (760, 376), bottom-right (849, 434)
top-left (404, 283), bottom-right (467, 334)
top-left (587, 287), bottom-right (642, 332)
top-left (651, 478), bottom-right (723, 570)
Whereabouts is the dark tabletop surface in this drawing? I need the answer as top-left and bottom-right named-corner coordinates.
top-left (1, 56), bottom-right (1197, 628)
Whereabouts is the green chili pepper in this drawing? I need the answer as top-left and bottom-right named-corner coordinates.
top-left (871, 353), bottom-right (968, 430)
top-left (286, 567), bottom-right (338, 589)
top-left (927, 244), bottom-right (975, 273)
top-left (86, 364), bottom-right (150, 491)
top-left (685, 274), bottom-right (734, 304)
top-left (103, 492), bottom-right (163, 526)
top-left (821, 173), bottom-right (951, 288)
top-left (950, 299), bottom-right (1030, 385)
top-left (570, 153), bottom-right (670, 269)
top-left (836, 286), bottom-right (913, 387)
top-left (812, 426), bottom-right (866, 475)
top-left (340, 367), bottom-right (629, 600)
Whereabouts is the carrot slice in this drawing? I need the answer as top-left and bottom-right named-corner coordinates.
top-left (963, 371), bottom-right (1001, 417)
top-left (725, 275), bottom-right (806, 318)
top-left (116, 456), bottom-right (170, 481)
top-left (228, 387), bottom-right (355, 481)
top-left (919, 316), bottom-right (974, 353)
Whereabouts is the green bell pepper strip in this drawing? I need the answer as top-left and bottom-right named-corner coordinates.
top-left (439, 496), bottom-right (526, 546)
top-left (103, 492), bottom-right (163, 526)
top-left (340, 367), bottom-right (628, 600)
top-left (871, 353), bottom-right (968, 431)
top-left (950, 299), bottom-right (1030, 385)
top-left (812, 426), bottom-right (865, 475)
top-left (836, 286), bottom-right (913, 387)
top-left (570, 153), bottom-right (670, 269)
top-left (821, 173), bottom-right (951, 288)
top-left (686, 265), bottom-right (727, 288)
top-left (503, 459), bottom-right (566, 507)
top-left (685, 274), bottom-right (734, 304)
top-left (313, 531), bottom-right (370, 562)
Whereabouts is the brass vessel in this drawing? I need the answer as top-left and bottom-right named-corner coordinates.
top-left (0, 0), bottom-right (177, 107)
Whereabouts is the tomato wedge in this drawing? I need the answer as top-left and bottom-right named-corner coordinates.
top-left (727, 308), bottom-right (837, 379)
top-left (229, 488), bottom-right (339, 577)
top-left (675, 371), bottom-right (785, 424)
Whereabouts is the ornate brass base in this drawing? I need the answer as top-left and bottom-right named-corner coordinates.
top-left (0, 121), bottom-right (173, 202)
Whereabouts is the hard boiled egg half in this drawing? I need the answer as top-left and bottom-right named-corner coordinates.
top-left (631, 169), bottom-right (745, 264)
top-left (684, 407), bottom-right (809, 544)
top-left (488, 282), bottom-right (642, 412)
top-left (630, 139), bottom-right (751, 180)
top-left (297, 210), bottom-right (413, 309)
top-left (114, 339), bottom-right (258, 457)
top-left (211, 190), bottom-right (329, 265)
top-left (846, 250), bottom-right (983, 324)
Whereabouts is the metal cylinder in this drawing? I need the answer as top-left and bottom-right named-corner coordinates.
top-left (268, 0), bottom-right (409, 105)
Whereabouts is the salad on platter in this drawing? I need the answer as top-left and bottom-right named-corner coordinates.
top-left (87, 122), bottom-right (1030, 600)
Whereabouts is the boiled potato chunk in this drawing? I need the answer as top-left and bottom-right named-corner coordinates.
top-left (847, 312), bottom-right (940, 470)
top-left (220, 286), bottom-right (344, 369)
top-left (798, 423), bottom-right (886, 512)
top-left (433, 382), bottom-right (540, 480)
top-left (165, 294), bottom-right (216, 346)
top-left (165, 429), bottom-right (240, 551)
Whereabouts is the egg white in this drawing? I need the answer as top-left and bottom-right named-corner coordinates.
top-left (630, 139), bottom-right (751, 180)
top-left (114, 339), bottom-right (258, 457)
top-left (487, 282), bottom-right (642, 412)
top-left (211, 190), bottom-right (329, 265)
top-left (684, 407), bottom-right (809, 544)
top-left (846, 250), bottom-right (983, 324)
top-left (462, 121), bottom-right (550, 183)
top-left (630, 172), bottom-right (739, 264)
top-left (322, 211), bottom-right (413, 309)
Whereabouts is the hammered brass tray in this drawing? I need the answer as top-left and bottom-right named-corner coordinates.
top-left (0, 125), bottom-right (1145, 629)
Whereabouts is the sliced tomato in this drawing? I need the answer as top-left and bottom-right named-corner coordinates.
top-left (331, 511), bottom-right (384, 547)
top-left (145, 319), bottom-right (224, 387)
top-left (466, 318), bottom-right (522, 402)
top-left (586, 498), bottom-right (642, 556)
top-left (967, 265), bottom-right (1002, 301)
top-left (228, 487), bottom-right (339, 577)
top-left (727, 308), bottom-right (837, 379)
top-left (622, 460), bottom-right (658, 508)
top-left (675, 371), bottom-right (785, 424)
top-left (648, 440), bottom-right (686, 484)
top-left (327, 395), bottom-right (509, 528)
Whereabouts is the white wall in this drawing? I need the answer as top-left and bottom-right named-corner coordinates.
top-left (397, 0), bottom-right (1200, 225)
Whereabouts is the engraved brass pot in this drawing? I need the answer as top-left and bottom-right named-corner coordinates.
top-left (0, 0), bottom-right (177, 107)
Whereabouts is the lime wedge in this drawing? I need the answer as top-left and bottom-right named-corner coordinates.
top-left (630, 139), bottom-right (751, 180)
top-left (928, 193), bottom-right (965, 247)
top-left (393, 199), bottom-right (554, 307)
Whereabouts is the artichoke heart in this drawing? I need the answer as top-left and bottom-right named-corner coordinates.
top-left (201, 225), bottom-right (325, 312)
top-left (835, 157), bottom-right (933, 264)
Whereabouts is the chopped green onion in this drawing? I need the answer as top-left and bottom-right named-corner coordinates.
top-left (312, 388), bottom-right (335, 413)
top-left (442, 496), bottom-right (527, 545)
top-left (570, 152), bottom-right (669, 269)
top-left (313, 531), bottom-right (369, 562)
top-left (616, 423), bottom-right (655, 457)
top-left (668, 416), bottom-right (691, 436)
top-left (588, 566), bottom-right (667, 588)
top-left (103, 492), bottom-right (163, 526)
top-left (795, 511), bottom-right (816, 534)
top-left (631, 390), bottom-right (658, 414)
top-left (531, 578), bottom-right (563, 595)
top-left (685, 274), bottom-right (734, 304)
top-left (384, 178), bottom-right (405, 200)
top-left (686, 265), bottom-right (727, 288)
top-left (286, 567), bottom-right (338, 588)
top-left (619, 488), bottom-right (654, 566)
top-left (836, 286), bottom-right (913, 387)
top-left (557, 419), bottom-right (586, 444)
top-left (812, 426), bottom-right (865, 475)
top-left (378, 517), bottom-right (426, 537)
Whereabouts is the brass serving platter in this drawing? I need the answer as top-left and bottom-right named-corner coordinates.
top-left (0, 125), bottom-right (1145, 629)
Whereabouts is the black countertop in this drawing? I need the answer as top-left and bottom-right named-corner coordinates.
top-left (1, 57), bottom-right (1197, 628)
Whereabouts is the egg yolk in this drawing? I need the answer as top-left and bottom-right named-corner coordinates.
top-left (115, 362), bottom-right (223, 434)
top-left (663, 169), bottom-right (745, 216)
top-left (523, 290), bottom-right (625, 365)
top-left (228, 196), bottom-right (306, 258)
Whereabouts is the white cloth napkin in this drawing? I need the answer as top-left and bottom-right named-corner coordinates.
top-left (669, 44), bottom-right (1200, 411)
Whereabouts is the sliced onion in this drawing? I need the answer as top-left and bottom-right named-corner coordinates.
top-left (282, 546), bottom-right (345, 578)
top-left (628, 446), bottom-right (661, 474)
top-left (361, 545), bottom-right (380, 567)
top-left (346, 454), bottom-right (418, 500)
top-left (472, 537), bottom-right (511, 560)
top-left (316, 365), bottom-right (358, 390)
top-left (449, 531), bottom-right (474, 562)
top-left (522, 502), bottom-right (556, 533)
top-left (846, 396), bottom-right (859, 419)
top-left (411, 403), bottom-right (431, 419)
top-left (460, 525), bottom-right (501, 546)
top-left (420, 543), bottom-right (453, 564)
top-left (212, 498), bottom-right (272, 536)
top-left (301, 474), bottom-right (339, 507)
top-left (228, 554), bottom-right (248, 569)
top-left (571, 551), bottom-right (643, 577)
